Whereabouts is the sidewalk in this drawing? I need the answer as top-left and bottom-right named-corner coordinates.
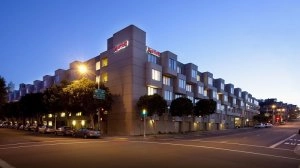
top-left (104, 127), bottom-right (255, 140)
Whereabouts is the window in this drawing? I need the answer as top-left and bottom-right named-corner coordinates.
top-left (179, 79), bottom-right (186, 89)
top-left (96, 61), bottom-right (101, 70)
top-left (187, 96), bottom-right (193, 102)
top-left (238, 92), bottom-right (241, 97)
top-left (177, 66), bottom-right (182, 74)
top-left (212, 90), bottom-right (217, 99)
top-left (148, 87), bottom-right (158, 95)
top-left (198, 85), bottom-right (204, 94)
top-left (224, 95), bottom-right (228, 102)
top-left (168, 58), bottom-right (176, 70)
top-left (233, 98), bottom-right (236, 105)
top-left (164, 90), bottom-right (173, 101)
top-left (221, 83), bottom-right (224, 90)
top-left (186, 84), bottom-right (192, 92)
top-left (175, 94), bottom-right (182, 99)
top-left (102, 73), bottom-right (108, 83)
top-left (204, 90), bottom-right (208, 97)
top-left (96, 76), bottom-right (100, 84)
top-left (152, 69), bottom-right (161, 81)
top-left (192, 69), bottom-right (197, 78)
top-left (217, 103), bottom-right (221, 110)
top-left (197, 75), bottom-right (201, 82)
top-left (208, 77), bottom-right (213, 85)
top-left (231, 88), bottom-right (234, 94)
top-left (76, 112), bottom-right (82, 116)
top-left (102, 58), bottom-right (108, 67)
top-left (163, 76), bottom-right (171, 86)
top-left (148, 54), bottom-right (159, 64)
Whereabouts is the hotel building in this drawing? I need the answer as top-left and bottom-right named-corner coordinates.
top-left (9, 25), bottom-right (260, 135)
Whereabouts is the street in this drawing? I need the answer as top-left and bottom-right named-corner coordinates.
top-left (1, 121), bottom-right (300, 168)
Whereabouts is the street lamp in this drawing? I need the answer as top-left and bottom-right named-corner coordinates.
top-left (78, 64), bottom-right (88, 75)
top-left (271, 105), bottom-right (276, 124)
top-left (142, 109), bottom-right (147, 138)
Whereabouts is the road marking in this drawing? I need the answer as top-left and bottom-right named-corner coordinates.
top-left (0, 159), bottom-right (15, 168)
top-left (269, 134), bottom-right (296, 148)
top-left (0, 140), bottom-right (109, 150)
top-left (136, 141), bottom-right (300, 161)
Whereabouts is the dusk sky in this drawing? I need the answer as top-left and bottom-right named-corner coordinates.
top-left (0, 0), bottom-right (299, 106)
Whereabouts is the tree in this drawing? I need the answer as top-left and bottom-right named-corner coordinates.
top-left (43, 84), bottom-right (66, 114)
top-left (0, 76), bottom-right (7, 107)
top-left (170, 97), bottom-right (193, 117)
top-left (253, 114), bottom-right (269, 123)
top-left (19, 93), bottom-right (46, 123)
top-left (194, 99), bottom-right (216, 117)
top-left (63, 78), bottom-right (113, 129)
top-left (137, 94), bottom-right (167, 117)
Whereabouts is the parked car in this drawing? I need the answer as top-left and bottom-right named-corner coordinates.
top-left (72, 128), bottom-right (101, 139)
top-left (264, 123), bottom-right (273, 128)
top-left (38, 125), bottom-right (55, 134)
top-left (254, 123), bottom-right (265, 128)
top-left (55, 126), bottom-right (74, 136)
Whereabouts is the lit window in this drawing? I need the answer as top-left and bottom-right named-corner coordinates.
top-left (48, 114), bottom-right (53, 118)
top-left (186, 84), bottom-right (192, 92)
top-left (61, 112), bottom-right (66, 117)
top-left (198, 85), bottom-right (204, 94)
top-left (197, 75), bottom-right (201, 82)
top-left (147, 87), bottom-right (158, 95)
top-left (212, 90), bottom-right (217, 99)
top-left (102, 58), bottom-right (108, 67)
top-left (204, 90), bottom-right (208, 97)
top-left (164, 90), bottom-right (173, 101)
top-left (224, 95), bottom-right (228, 102)
top-left (187, 96), bottom-right (193, 102)
top-left (231, 88), bottom-right (234, 94)
top-left (96, 61), bottom-right (101, 70)
top-left (233, 98), bottom-right (236, 105)
top-left (76, 112), bottom-right (82, 116)
top-left (152, 69), bottom-right (161, 81)
top-left (179, 79), bottom-right (186, 89)
top-left (102, 73), bottom-right (108, 83)
top-left (175, 94), bottom-right (182, 99)
top-left (163, 76), bottom-right (171, 86)
top-left (96, 76), bottom-right (100, 84)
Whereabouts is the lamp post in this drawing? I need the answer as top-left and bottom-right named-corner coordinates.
top-left (271, 105), bottom-right (276, 124)
top-left (142, 109), bottom-right (147, 138)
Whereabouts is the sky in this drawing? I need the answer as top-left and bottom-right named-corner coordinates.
top-left (0, 0), bottom-right (299, 106)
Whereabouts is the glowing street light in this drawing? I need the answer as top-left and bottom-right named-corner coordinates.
top-left (78, 64), bottom-right (88, 75)
top-left (271, 105), bottom-right (276, 124)
top-left (142, 109), bottom-right (147, 138)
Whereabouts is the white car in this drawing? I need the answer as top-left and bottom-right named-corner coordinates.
top-left (264, 123), bottom-right (273, 128)
top-left (254, 123), bottom-right (265, 128)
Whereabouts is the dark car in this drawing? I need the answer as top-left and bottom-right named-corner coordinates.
top-left (72, 128), bottom-right (101, 139)
top-left (55, 126), bottom-right (74, 136)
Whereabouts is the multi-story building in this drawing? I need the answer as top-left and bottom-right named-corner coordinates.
top-left (8, 25), bottom-right (262, 135)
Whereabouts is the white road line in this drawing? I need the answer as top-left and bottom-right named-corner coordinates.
top-left (135, 141), bottom-right (300, 161)
top-left (269, 134), bottom-right (297, 148)
top-left (0, 159), bottom-right (15, 168)
top-left (0, 140), bottom-right (109, 150)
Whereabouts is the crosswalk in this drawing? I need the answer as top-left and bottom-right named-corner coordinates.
top-left (284, 138), bottom-right (300, 146)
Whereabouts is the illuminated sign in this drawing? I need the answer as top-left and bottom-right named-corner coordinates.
top-left (146, 47), bottom-right (160, 57)
top-left (114, 40), bottom-right (129, 53)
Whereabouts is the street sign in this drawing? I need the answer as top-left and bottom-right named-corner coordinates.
top-left (94, 89), bottom-right (105, 100)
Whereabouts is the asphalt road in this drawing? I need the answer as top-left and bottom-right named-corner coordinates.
top-left (1, 121), bottom-right (300, 168)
